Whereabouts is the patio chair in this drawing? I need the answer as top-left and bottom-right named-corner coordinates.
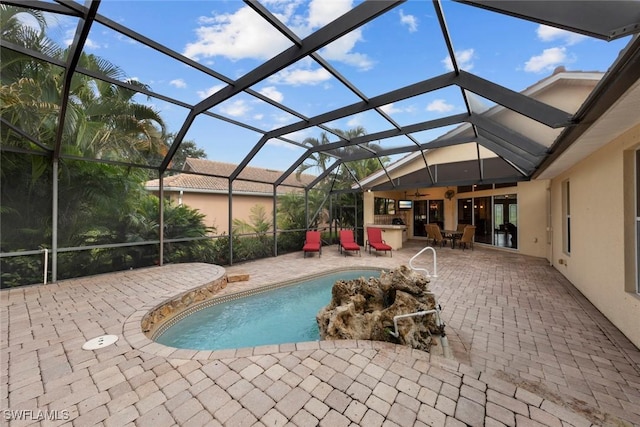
top-left (456, 223), bottom-right (468, 232)
top-left (302, 230), bottom-right (322, 258)
top-left (339, 229), bottom-right (361, 256)
top-left (424, 223), bottom-right (435, 245)
top-left (366, 227), bottom-right (392, 257)
top-left (457, 225), bottom-right (476, 250)
top-left (425, 223), bottom-right (448, 248)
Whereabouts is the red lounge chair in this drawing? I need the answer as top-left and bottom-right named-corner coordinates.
top-left (366, 227), bottom-right (392, 257)
top-left (339, 230), bottom-right (361, 256)
top-left (303, 231), bottom-right (322, 258)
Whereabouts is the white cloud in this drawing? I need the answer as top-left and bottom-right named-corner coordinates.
top-left (347, 116), bottom-right (361, 128)
top-left (219, 99), bottom-right (250, 117)
top-left (258, 86), bottom-right (284, 103)
top-left (426, 99), bottom-right (455, 113)
top-left (170, 79), bottom-right (187, 89)
top-left (307, 0), bottom-right (352, 28)
top-left (380, 103), bottom-right (401, 114)
top-left (183, 5), bottom-right (290, 60)
top-left (524, 47), bottom-right (566, 73)
top-left (271, 113), bottom-right (296, 126)
top-left (184, 0), bottom-right (371, 71)
top-left (442, 48), bottom-right (475, 71)
top-left (536, 25), bottom-right (586, 46)
top-left (17, 10), bottom-right (62, 32)
top-left (83, 39), bottom-right (102, 49)
top-left (64, 28), bottom-right (102, 49)
top-left (269, 67), bottom-right (332, 86)
top-left (306, 0), bottom-right (373, 70)
top-left (197, 84), bottom-right (226, 99)
top-left (380, 103), bottom-right (416, 114)
top-left (321, 31), bottom-right (374, 70)
top-left (400, 10), bottom-right (418, 32)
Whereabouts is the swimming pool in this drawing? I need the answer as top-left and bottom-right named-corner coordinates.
top-left (154, 268), bottom-right (383, 350)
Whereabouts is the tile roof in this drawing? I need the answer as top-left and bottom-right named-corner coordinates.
top-left (146, 158), bottom-right (316, 194)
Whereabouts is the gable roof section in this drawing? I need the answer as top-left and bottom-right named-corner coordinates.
top-left (146, 159), bottom-right (316, 195)
top-left (358, 70), bottom-right (604, 190)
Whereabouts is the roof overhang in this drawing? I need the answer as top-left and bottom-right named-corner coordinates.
top-left (359, 71), bottom-right (608, 190)
top-left (534, 35), bottom-right (640, 179)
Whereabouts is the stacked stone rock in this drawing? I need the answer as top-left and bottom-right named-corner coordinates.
top-left (317, 265), bottom-right (441, 351)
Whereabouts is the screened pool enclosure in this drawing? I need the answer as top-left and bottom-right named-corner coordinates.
top-left (2, 0), bottom-right (639, 287)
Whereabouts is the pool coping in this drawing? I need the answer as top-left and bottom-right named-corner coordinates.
top-left (122, 266), bottom-right (387, 360)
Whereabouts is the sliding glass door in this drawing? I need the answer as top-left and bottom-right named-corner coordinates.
top-left (457, 193), bottom-right (518, 248)
top-left (494, 194), bottom-right (517, 248)
top-left (474, 197), bottom-right (492, 244)
top-left (413, 199), bottom-right (444, 236)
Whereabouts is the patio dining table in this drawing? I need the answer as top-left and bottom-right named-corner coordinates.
top-left (442, 230), bottom-right (463, 248)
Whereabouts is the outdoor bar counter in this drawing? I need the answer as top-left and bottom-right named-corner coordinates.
top-left (366, 224), bottom-right (407, 250)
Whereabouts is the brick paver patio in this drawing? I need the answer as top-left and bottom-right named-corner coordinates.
top-left (2, 241), bottom-right (639, 426)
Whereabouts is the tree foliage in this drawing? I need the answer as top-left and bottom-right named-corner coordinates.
top-left (0, 6), bottom-right (216, 287)
top-left (296, 127), bottom-right (388, 232)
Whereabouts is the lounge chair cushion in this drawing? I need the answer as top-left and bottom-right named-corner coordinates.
top-left (303, 242), bottom-right (321, 251)
top-left (370, 241), bottom-right (392, 251)
top-left (341, 241), bottom-right (360, 251)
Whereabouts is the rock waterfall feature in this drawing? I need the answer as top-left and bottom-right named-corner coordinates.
top-left (316, 265), bottom-right (444, 352)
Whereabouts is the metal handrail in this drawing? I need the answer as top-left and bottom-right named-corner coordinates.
top-left (409, 246), bottom-right (437, 278)
top-left (388, 310), bottom-right (437, 338)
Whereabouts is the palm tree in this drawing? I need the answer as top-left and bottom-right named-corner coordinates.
top-left (296, 131), bottom-right (334, 179)
top-left (296, 127), bottom-right (389, 188)
top-left (1, 4), bottom-right (167, 162)
top-left (0, 8), bottom-right (173, 285)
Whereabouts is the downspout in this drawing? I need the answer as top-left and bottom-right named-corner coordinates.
top-left (51, 158), bottom-right (58, 282)
top-left (547, 185), bottom-right (553, 266)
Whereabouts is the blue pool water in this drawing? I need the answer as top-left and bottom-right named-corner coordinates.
top-left (155, 269), bottom-right (382, 350)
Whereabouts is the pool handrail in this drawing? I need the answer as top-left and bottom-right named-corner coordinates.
top-left (409, 246), bottom-right (437, 278)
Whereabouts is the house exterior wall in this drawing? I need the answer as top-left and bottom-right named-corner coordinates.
top-left (163, 192), bottom-right (274, 235)
top-left (549, 124), bottom-right (640, 348)
top-left (517, 180), bottom-right (549, 259)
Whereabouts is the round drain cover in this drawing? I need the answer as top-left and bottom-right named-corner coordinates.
top-left (82, 335), bottom-right (119, 350)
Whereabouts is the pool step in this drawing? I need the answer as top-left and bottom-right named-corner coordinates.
top-left (228, 272), bottom-right (250, 283)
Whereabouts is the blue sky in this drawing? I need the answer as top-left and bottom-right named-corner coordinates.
top-left (36, 0), bottom-right (630, 173)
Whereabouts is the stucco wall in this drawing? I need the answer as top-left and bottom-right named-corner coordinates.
top-left (516, 180), bottom-right (549, 259)
top-left (549, 124), bottom-right (640, 348)
top-left (175, 193), bottom-right (274, 235)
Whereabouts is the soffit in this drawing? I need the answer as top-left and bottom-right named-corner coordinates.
top-left (535, 78), bottom-right (640, 179)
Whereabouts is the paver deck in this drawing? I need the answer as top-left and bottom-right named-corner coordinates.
top-left (2, 241), bottom-right (639, 426)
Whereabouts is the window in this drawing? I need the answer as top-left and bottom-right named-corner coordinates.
top-left (494, 204), bottom-right (504, 227)
top-left (428, 200), bottom-right (444, 229)
top-left (509, 204), bottom-right (518, 225)
top-left (563, 180), bottom-right (571, 254)
top-left (374, 197), bottom-right (395, 215)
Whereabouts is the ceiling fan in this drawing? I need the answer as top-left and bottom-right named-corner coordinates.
top-left (405, 189), bottom-right (429, 198)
